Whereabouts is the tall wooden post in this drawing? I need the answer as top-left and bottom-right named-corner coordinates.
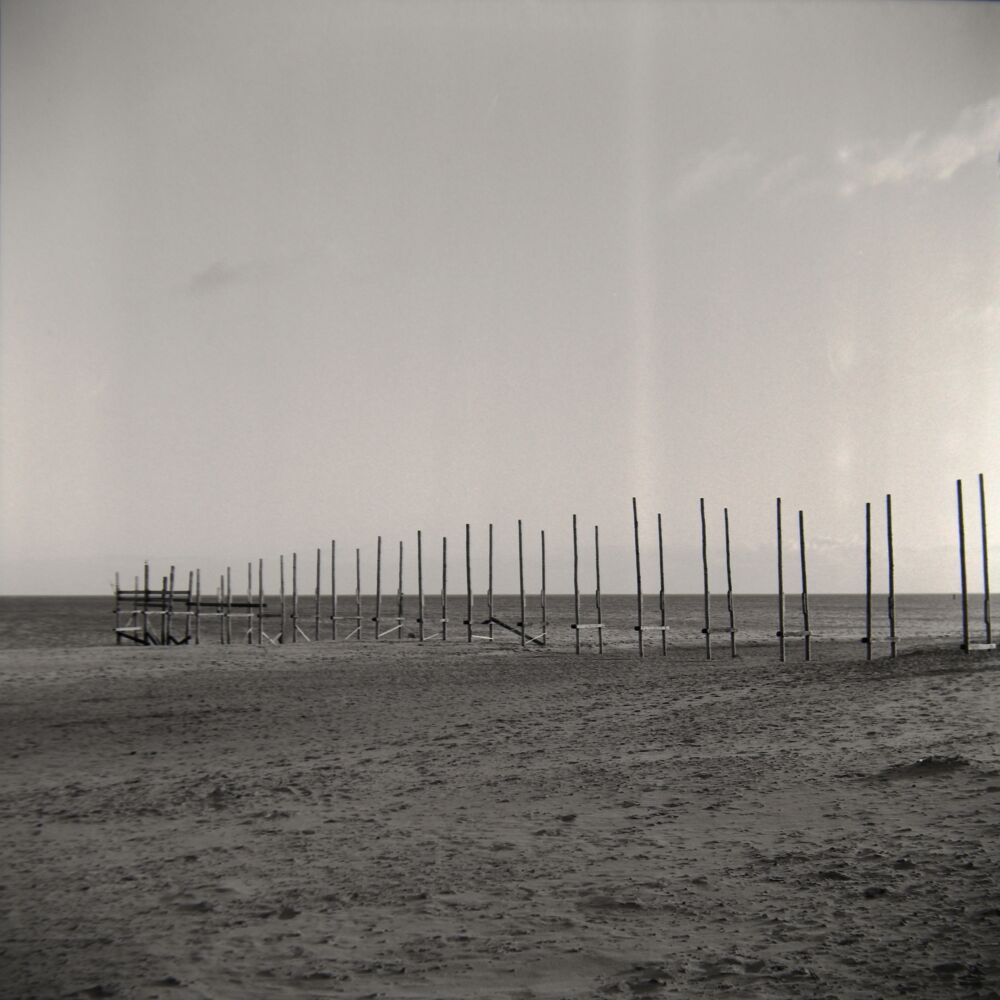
top-left (225, 566), bottom-right (232, 645)
top-left (466, 524), bottom-right (473, 644)
top-left (540, 530), bottom-right (547, 646)
top-left (257, 559), bottom-right (264, 645)
top-left (314, 548), bottom-right (321, 641)
top-left (374, 536), bottom-right (382, 640)
top-left (865, 501), bottom-right (873, 661)
top-left (417, 530), bottom-right (425, 643)
top-left (114, 572), bottom-right (121, 644)
top-left (572, 514), bottom-right (581, 654)
top-left (331, 540), bottom-right (337, 640)
top-left (396, 541), bottom-right (404, 641)
top-left (355, 547), bottom-right (362, 640)
top-left (245, 563), bottom-right (252, 643)
top-left (161, 576), bottom-right (169, 645)
top-left (776, 498), bottom-right (785, 663)
top-left (167, 567), bottom-right (176, 644)
top-left (218, 574), bottom-right (225, 645)
top-left (142, 561), bottom-right (150, 645)
top-left (980, 474), bottom-right (992, 645)
top-left (958, 480), bottom-right (969, 652)
top-left (194, 568), bottom-right (201, 645)
top-left (633, 498), bottom-right (643, 658)
top-left (799, 511), bottom-right (811, 662)
top-left (280, 554), bottom-right (286, 644)
top-left (291, 553), bottom-right (298, 643)
top-left (595, 525), bottom-right (604, 655)
top-left (487, 524), bottom-right (494, 641)
top-left (441, 537), bottom-right (448, 642)
top-left (724, 508), bottom-right (736, 658)
top-left (657, 512), bottom-right (667, 655)
top-left (518, 519), bottom-right (525, 648)
top-left (886, 494), bottom-right (896, 658)
top-left (700, 499), bottom-right (711, 660)
top-left (186, 570), bottom-right (194, 644)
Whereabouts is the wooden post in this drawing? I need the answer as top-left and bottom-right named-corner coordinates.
top-left (573, 514), bottom-right (581, 654)
top-left (724, 508), bottom-right (736, 658)
top-left (218, 574), bottom-right (225, 644)
top-left (247, 562), bottom-right (253, 644)
top-left (114, 572), bottom-right (121, 645)
top-left (633, 498), bottom-right (643, 658)
top-left (186, 570), bottom-right (194, 644)
top-left (160, 576), bottom-right (168, 645)
top-left (518, 519), bottom-right (525, 648)
top-left (194, 568), bottom-right (201, 645)
top-left (280, 554), bottom-right (286, 644)
top-left (441, 537), bottom-right (448, 642)
top-left (487, 524), bottom-right (494, 641)
top-left (257, 559), bottom-right (264, 645)
top-left (980, 473), bottom-right (992, 645)
top-left (466, 524), bottom-right (473, 644)
top-left (355, 547), bottom-right (362, 640)
top-left (374, 536), bottom-right (382, 640)
top-left (886, 494), bottom-right (896, 658)
top-left (595, 524), bottom-right (604, 655)
top-left (143, 561), bottom-right (150, 645)
top-left (776, 499), bottom-right (785, 663)
top-left (225, 566), bottom-right (232, 645)
top-left (331, 540), bottom-right (337, 640)
top-left (417, 530), bottom-right (424, 643)
top-left (314, 548), bottom-right (321, 641)
top-left (397, 541), bottom-right (404, 641)
top-left (540, 530), bottom-right (547, 646)
top-left (167, 565), bottom-right (175, 645)
top-left (799, 511), bottom-right (811, 662)
top-left (700, 499), bottom-right (711, 660)
top-left (958, 479), bottom-right (969, 652)
top-left (657, 512), bottom-right (667, 655)
top-left (291, 553), bottom-right (298, 643)
top-left (865, 501), bottom-right (873, 661)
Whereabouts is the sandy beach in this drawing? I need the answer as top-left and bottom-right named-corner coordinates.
top-left (1, 640), bottom-right (999, 999)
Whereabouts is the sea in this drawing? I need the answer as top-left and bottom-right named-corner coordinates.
top-left (0, 593), bottom-right (982, 651)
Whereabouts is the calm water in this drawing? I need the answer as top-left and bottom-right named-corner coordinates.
top-left (0, 593), bottom-right (982, 651)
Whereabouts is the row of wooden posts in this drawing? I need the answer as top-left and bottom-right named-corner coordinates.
top-left (114, 475), bottom-right (994, 660)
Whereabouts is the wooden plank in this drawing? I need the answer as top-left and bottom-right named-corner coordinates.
top-left (573, 515), bottom-right (580, 654)
top-left (958, 480), bottom-right (969, 653)
top-left (724, 507), bottom-right (736, 658)
top-left (700, 499), bottom-right (711, 661)
top-left (633, 498), bottom-right (643, 658)
top-left (595, 524), bottom-right (604, 655)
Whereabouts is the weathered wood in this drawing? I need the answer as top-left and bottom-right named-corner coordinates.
top-left (484, 616), bottom-right (544, 646)
top-left (397, 541), bottom-right (404, 642)
top-left (247, 563), bottom-right (253, 644)
top-left (280, 554), bottom-right (286, 644)
top-left (776, 499), bottom-right (785, 663)
top-left (540, 529), bottom-right (547, 647)
top-left (865, 501), bottom-right (873, 661)
top-left (487, 524), bottom-right (494, 642)
top-left (226, 565), bottom-right (233, 645)
top-left (885, 495), bottom-right (896, 657)
top-left (258, 559), bottom-right (264, 645)
top-left (700, 499), bottom-right (711, 661)
top-left (417, 530), bottom-right (425, 643)
top-left (355, 547), bottom-right (362, 640)
top-left (518, 520), bottom-right (525, 648)
top-left (374, 536), bottom-right (382, 640)
top-left (633, 498), bottom-right (643, 658)
top-left (657, 513), bottom-right (667, 655)
top-left (573, 515), bottom-right (581, 654)
top-left (114, 572), bottom-right (121, 645)
top-left (980, 474), bottom-right (992, 645)
top-left (466, 524), bottom-right (473, 644)
top-left (331, 540), bottom-right (337, 640)
top-left (195, 568), bottom-right (201, 645)
top-left (166, 565), bottom-right (175, 646)
top-left (143, 561), bottom-right (151, 646)
top-left (441, 537), bottom-right (448, 642)
top-left (799, 511), bottom-right (810, 661)
top-left (315, 548), bottom-right (321, 641)
top-left (958, 480), bottom-right (969, 653)
top-left (218, 574), bottom-right (225, 644)
top-left (595, 524), bottom-right (604, 655)
top-left (724, 507), bottom-right (736, 658)
top-left (186, 570), bottom-right (194, 643)
top-left (291, 553), bottom-right (298, 644)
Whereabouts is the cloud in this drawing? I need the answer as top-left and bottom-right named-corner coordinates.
top-left (836, 93), bottom-right (1000, 196)
top-left (663, 140), bottom-right (759, 212)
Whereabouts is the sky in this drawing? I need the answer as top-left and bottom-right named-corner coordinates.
top-left (2, 0), bottom-right (999, 596)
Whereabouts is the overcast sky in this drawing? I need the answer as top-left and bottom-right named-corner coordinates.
top-left (2, 0), bottom-right (999, 595)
